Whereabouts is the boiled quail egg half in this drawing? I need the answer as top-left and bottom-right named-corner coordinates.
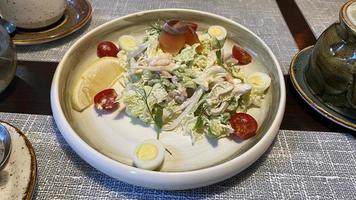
top-left (133, 139), bottom-right (165, 170)
top-left (247, 72), bottom-right (271, 93)
top-left (118, 35), bottom-right (138, 51)
top-left (208, 25), bottom-right (227, 41)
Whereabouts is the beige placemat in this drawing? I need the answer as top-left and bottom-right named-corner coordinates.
top-left (0, 112), bottom-right (355, 199)
top-left (16, 0), bottom-right (298, 74)
top-left (295, 0), bottom-right (347, 38)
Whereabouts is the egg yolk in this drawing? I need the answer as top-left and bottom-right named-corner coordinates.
top-left (136, 144), bottom-right (158, 161)
top-left (125, 39), bottom-right (136, 49)
top-left (249, 77), bottom-right (261, 87)
top-left (119, 35), bottom-right (137, 51)
top-left (210, 28), bottom-right (223, 36)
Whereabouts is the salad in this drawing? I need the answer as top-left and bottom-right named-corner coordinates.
top-left (77, 20), bottom-right (271, 145)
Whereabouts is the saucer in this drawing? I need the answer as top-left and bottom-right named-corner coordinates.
top-left (12, 0), bottom-right (92, 45)
top-left (0, 122), bottom-right (37, 199)
top-left (290, 46), bottom-right (356, 131)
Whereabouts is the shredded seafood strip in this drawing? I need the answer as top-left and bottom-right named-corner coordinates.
top-left (163, 87), bottom-right (204, 131)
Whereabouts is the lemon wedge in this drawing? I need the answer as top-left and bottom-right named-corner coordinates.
top-left (118, 35), bottom-right (138, 51)
top-left (71, 57), bottom-right (125, 112)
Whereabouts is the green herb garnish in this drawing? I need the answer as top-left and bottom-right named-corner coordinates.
top-left (136, 88), bottom-right (163, 139)
top-left (216, 49), bottom-right (224, 66)
top-left (150, 20), bottom-right (165, 32)
top-left (194, 116), bottom-right (204, 130)
top-left (212, 38), bottom-right (224, 66)
top-left (153, 103), bottom-right (164, 139)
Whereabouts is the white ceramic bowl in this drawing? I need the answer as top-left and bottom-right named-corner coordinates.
top-left (51, 9), bottom-right (286, 190)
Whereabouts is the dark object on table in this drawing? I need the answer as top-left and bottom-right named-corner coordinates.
top-left (0, 25), bottom-right (17, 93)
top-left (0, 17), bottom-right (16, 35)
top-left (305, 0), bottom-right (356, 120)
top-left (0, 124), bottom-right (11, 170)
top-left (290, 46), bottom-right (356, 131)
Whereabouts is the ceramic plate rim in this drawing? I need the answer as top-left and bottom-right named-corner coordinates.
top-left (0, 121), bottom-right (37, 199)
top-left (50, 8), bottom-right (286, 190)
top-left (289, 45), bottom-right (356, 131)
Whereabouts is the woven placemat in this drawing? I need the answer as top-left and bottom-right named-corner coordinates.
top-left (0, 112), bottom-right (355, 199)
top-left (16, 0), bottom-right (297, 74)
top-left (295, 0), bottom-right (346, 38)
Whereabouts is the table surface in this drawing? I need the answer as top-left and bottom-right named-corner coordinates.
top-left (0, 0), bottom-right (355, 199)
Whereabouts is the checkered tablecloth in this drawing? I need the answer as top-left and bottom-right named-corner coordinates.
top-left (0, 112), bottom-right (355, 199)
top-left (16, 0), bottom-right (298, 74)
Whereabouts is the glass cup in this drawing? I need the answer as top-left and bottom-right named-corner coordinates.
top-left (0, 25), bottom-right (16, 93)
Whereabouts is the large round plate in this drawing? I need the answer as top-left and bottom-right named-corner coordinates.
top-left (51, 9), bottom-right (285, 190)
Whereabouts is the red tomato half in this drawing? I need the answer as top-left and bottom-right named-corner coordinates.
top-left (232, 45), bottom-right (252, 65)
top-left (97, 41), bottom-right (119, 58)
top-left (229, 113), bottom-right (258, 140)
top-left (94, 89), bottom-right (118, 111)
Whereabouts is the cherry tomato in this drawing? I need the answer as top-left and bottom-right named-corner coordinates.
top-left (232, 45), bottom-right (252, 65)
top-left (97, 41), bottom-right (119, 58)
top-left (94, 89), bottom-right (118, 111)
top-left (229, 113), bottom-right (258, 140)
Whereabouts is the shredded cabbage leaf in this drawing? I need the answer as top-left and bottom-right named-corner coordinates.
top-left (118, 23), bottom-right (271, 143)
